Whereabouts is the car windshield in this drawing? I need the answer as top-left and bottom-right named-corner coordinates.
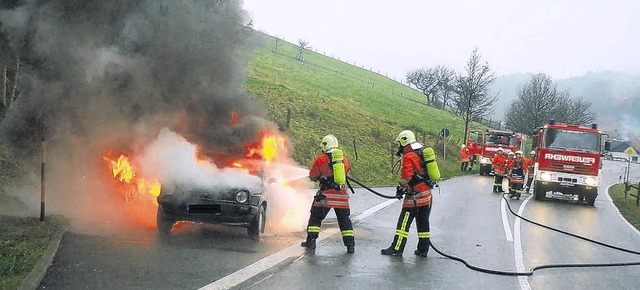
top-left (544, 128), bottom-right (600, 152)
top-left (484, 133), bottom-right (514, 146)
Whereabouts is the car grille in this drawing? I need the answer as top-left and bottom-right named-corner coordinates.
top-left (188, 204), bottom-right (221, 214)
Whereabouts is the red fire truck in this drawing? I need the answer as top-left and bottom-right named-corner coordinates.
top-left (532, 121), bottom-right (610, 206)
top-left (466, 129), bottom-right (528, 175)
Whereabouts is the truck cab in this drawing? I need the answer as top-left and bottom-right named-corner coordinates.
top-left (532, 121), bottom-right (610, 206)
top-left (467, 129), bottom-right (527, 175)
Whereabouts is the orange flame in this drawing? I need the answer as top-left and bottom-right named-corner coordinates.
top-left (103, 152), bottom-right (162, 229)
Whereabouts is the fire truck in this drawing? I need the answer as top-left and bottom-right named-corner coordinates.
top-left (466, 129), bottom-right (528, 175)
top-left (532, 121), bottom-right (610, 206)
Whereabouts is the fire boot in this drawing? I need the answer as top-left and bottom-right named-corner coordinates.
top-left (347, 245), bottom-right (355, 254)
top-left (414, 249), bottom-right (428, 257)
top-left (301, 239), bottom-right (316, 249)
top-left (380, 247), bottom-right (403, 256)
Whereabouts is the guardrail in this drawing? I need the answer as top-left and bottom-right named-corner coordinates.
top-left (619, 156), bottom-right (640, 207)
top-left (623, 182), bottom-right (640, 207)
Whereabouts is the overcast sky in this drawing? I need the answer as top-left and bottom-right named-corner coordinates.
top-left (243, 0), bottom-right (640, 81)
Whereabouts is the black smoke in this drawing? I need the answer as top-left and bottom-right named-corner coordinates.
top-left (0, 0), bottom-right (270, 162)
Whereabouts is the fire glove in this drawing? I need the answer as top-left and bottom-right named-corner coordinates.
top-left (395, 186), bottom-right (407, 199)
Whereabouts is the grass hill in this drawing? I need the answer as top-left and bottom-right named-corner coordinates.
top-left (245, 34), bottom-right (478, 185)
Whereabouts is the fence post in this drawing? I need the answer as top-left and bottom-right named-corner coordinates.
top-left (637, 182), bottom-right (640, 207)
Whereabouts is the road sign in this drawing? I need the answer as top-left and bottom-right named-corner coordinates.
top-left (440, 128), bottom-right (450, 138)
top-left (625, 146), bottom-right (636, 157)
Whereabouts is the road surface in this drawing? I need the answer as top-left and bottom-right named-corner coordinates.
top-left (38, 161), bottom-right (640, 289)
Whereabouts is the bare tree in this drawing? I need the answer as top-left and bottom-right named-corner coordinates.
top-left (405, 65), bottom-right (455, 109)
top-left (295, 39), bottom-right (311, 62)
top-left (435, 65), bottom-right (455, 110)
top-left (451, 48), bottom-right (497, 143)
top-left (406, 68), bottom-right (438, 104)
top-left (504, 73), bottom-right (595, 136)
top-left (273, 37), bottom-right (281, 54)
top-left (557, 97), bottom-right (596, 125)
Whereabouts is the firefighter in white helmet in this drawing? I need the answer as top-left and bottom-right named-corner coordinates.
top-left (459, 144), bottom-right (471, 172)
top-left (508, 151), bottom-right (526, 199)
top-left (301, 134), bottom-right (355, 253)
top-left (491, 147), bottom-right (507, 192)
top-left (524, 150), bottom-right (537, 193)
top-left (381, 130), bottom-right (433, 257)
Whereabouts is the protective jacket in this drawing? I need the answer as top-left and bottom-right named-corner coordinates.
top-left (492, 153), bottom-right (507, 176)
top-left (400, 145), bottom-right (432, 208)
top-left (525, 158), bottom-right (535, 177)
top-left (309, 150), bottom-right (351, 208)
top-left (511, 157), bottom-right (525, 176)
top-left (459, 148), bottom-right (470, 163)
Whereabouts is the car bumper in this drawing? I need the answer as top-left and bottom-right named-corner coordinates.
top-left (158, 196), bottom-right (261, 227)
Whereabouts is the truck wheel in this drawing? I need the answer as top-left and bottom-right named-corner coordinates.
top-left (586, 190), bottom-right (597, 206)
top-left (248, 205), bottom-right (266, 240)
top-left (534, 182), bottom-right (545, 201)
top-left (478, 166), bottom-right (484, 175)
top-left (157, 206), bottom-right (175, 236)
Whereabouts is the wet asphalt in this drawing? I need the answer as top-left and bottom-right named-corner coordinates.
top-left (37, 161), bottom-right (640, 289)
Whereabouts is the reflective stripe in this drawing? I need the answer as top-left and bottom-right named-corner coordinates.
top-left (403, 191), bottom-right (432, 207)
top-left (307, 226), bottom-right (320, 233)
top-left (395, 229), bottom-right (408, 238)
top-left (417, 232), bottom-right (430, 238)
top-left (395, 212), bottom-right (411, 250)
top-left (341, 230), bottom-right (355, 237)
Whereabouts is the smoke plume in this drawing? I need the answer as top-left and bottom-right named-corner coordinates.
top-left (0, 1), bottom-right (313, 232)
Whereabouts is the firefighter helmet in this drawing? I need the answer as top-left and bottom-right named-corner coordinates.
top-left (396, 130), bottom-right (416, 147)
top-left (530, 150), bottom-right (536, 156)
top-left (508, 151), bottom-right (515, 156)
top-left (461, 144), bottom-right (466, 148)
top-left (321, 134), bottom-right (339, 152)
top-left (497, 147), bottom-right (504, 152)
top-left (515, 150), bottom-right (523, 155)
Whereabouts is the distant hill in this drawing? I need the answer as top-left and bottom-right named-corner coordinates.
top-left (490, 71), bottom-right (640, 137)
top-left (246, 33), bottom-right (481, 185)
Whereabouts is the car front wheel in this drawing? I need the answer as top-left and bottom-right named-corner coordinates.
top-left (157, 206), bottom-right (175, 236)
top-left (248, 205), bottom-right (266, 240)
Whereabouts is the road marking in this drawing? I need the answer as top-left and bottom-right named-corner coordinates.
top-left (199, 199), bottom-right (398, 290)
top-left (514, 194), bottom-right (533, 290)
top-left (501, 196), bottom-right (514, 242)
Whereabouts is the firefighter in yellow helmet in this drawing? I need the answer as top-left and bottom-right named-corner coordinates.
top-left (381, 130), bottom-right (432, 257)
top-left (301, 134), bottom-right (355, 253)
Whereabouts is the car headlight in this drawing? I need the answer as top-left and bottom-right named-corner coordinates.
top-left (235, 190), bottom-right (249, 203)
top-left (584, 177), bottom-right (597, 186)
top-left (540, 172), bottom-right (552, 181)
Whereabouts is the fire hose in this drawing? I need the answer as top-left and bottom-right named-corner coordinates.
top-left (348, 176), bottom-right (640, 276)
top-left (429, 193), bottom-right (640, 276)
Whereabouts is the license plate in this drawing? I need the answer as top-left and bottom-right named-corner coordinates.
top-left (560, 182), bottom-right (574, 187)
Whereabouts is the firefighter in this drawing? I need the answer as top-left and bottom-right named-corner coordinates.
top-left (301, 134), bottom-right (355, 253)
top-left (459, 145), bottom-right (470, 172)
top-left (508, 151), bottom-right (526, 199)
top-left (491, 148), bottom-right (507, 192)
top-left (524, 151), bottom-right (537, 193)
top-left (381, 130), bottom-right (432, 257)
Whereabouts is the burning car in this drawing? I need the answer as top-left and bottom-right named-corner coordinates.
top-left (156, 177), bottom-right (268, 240)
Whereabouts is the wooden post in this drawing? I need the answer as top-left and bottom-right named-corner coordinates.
top-left (40, 127), bottom-right (46, 222)
top-left (11, 56), bottom-right (20, 104)
top-left (285, 108), bottom-right (291, 131)
top-left (2, 65), bottom-right (6, 109)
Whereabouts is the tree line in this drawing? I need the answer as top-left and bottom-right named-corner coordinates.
top-left (406, 49), bottom-right (595, 142)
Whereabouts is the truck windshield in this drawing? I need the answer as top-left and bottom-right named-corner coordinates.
top-left (544, 129), bottom-right (600, 152)
top-left (484, 133), bottom-right (513, 146)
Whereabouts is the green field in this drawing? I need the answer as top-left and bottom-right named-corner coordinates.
top-left (608, 184), bottom-right (640, 230)
top-left (246, 34), bottom-right (478, 185)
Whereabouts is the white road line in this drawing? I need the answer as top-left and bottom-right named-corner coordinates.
top-left (514, 194), bottom-right (533, 290)
top-left (501, 196), bottom-right (514, 242)
top-left (199, 199), bottom-right (398, 290)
